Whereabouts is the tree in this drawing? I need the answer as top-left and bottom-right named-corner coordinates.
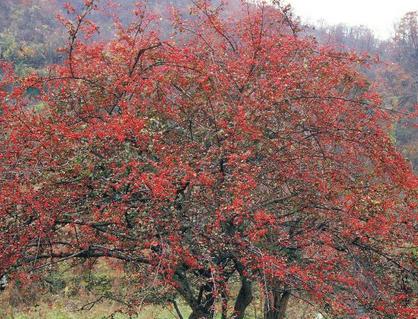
top-left (312, 23), bottom-right (381, 55)
top-left (0, 0), bottom-right (64, 74)
top-left (384, 11), bottom-right (418, 172)
top-left (1, 1), bottom-right (417, 318)
top-left (393, 11), bottom-right (418, 75)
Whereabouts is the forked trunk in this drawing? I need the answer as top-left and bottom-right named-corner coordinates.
top-left (264, 286), bottom-right (290, 319)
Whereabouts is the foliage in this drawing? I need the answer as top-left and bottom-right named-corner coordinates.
top-left (0, 1), bottom-right (417, 319)
top-left (312, 13), bottom-right (418, 173)
top-left (0, 0), bottom-right (64, 75)
top-left (388, 11), bottom-right (418, 170)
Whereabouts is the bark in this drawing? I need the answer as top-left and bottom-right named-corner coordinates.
top-left (174, 268), bottom-right (215, 319)
top-left (188, 309), bottom-right (214, 319)
top-left (230, 257), bottom-right (253, 319)
top-left (264, 285), bottom-right (290, 319)
top-left (232, 275), bottom-right (253, 319)
top-left (175, 258), bottom-right (253, 319)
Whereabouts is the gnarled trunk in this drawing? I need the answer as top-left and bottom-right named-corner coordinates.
top-left (264, 284), bottom-right (290, 319)
top-left (230, 257), bottom-right (253, 319)
top-left (188, 282), bottom-right (216, 319)
top-left (232, 274), bottom-right (253, 319)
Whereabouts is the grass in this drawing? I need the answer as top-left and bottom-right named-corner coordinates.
top-left (1, 300), bottom-right (187, 319)
top-left (0, 296), bottom-right (316, 319)
top-left (0, 288), bottom-right (276, 319)
top-left (0, 261), bottom-right (318, 318)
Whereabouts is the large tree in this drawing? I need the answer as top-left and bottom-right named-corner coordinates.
top-left (0, 1), bottom-right (417, 318)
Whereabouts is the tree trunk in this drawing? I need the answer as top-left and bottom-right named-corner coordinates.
top-left (187, 283), bottom-right (216, 319)
top-left (188, 308), bottom-right (214, 319)
top-left (230, 257), bottom-right (253, 319)
top-left (175, 260), bottom-right (253, 319)
top-left (232, 275), bottom-right (253, 319)
top-left (174, 269), bottom-right (215, 319)
top-left (264, 286), bottom-right (290, 319)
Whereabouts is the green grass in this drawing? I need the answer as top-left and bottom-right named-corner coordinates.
top-left (2, 303), bottom-right (185, 319)
top-left (0, 261), bottom-right (316, 319)
top-left (0, 298), bottom-right (268, 319)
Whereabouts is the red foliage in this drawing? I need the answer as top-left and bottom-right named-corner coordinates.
top-left (0, 1), bottom-right (416, 318)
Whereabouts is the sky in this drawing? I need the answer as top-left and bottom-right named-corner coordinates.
top-left (284, 0), bottom-right (418, 39)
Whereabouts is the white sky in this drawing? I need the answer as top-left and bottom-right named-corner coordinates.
top-left (284, 0), bottom-right (418, 39)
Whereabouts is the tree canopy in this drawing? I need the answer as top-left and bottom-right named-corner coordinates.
top-left (0, 1), bottom-right (417, 319)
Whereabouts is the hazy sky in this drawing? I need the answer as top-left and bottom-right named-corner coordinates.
top-left (285, 0), bottom-right (418, 39)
